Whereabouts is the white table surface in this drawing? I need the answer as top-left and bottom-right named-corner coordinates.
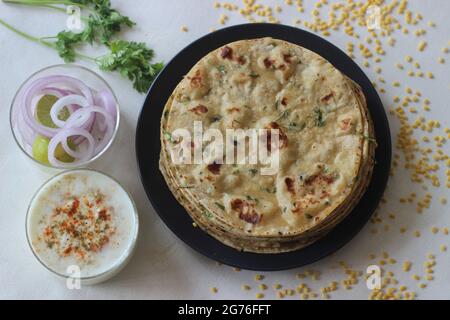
top-left (0, 0), bottom-right (449, 300)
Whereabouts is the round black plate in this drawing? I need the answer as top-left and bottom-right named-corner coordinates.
top-left (136, 23), bottom-right (391, 271)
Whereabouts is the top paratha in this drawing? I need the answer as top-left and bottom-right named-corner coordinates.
top-left (160, 37), bottom-right (375, 241)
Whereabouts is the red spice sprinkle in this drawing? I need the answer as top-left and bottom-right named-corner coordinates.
top-left (63, 246), bottom-right (72, 256)
top-left (67, 198), bottom-right (79, 217)
top-left (98, 209), bottom-right (108, 221)
top-left (41, 191), bottom-right (116, 262)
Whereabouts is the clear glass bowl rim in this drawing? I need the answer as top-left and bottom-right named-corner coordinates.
top-left (25, 168), bottom-right (139, 281)
top-left (9, 63), bottom-right (121, 169)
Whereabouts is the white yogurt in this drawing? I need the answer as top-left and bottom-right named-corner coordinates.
top-left (26, 169), bottom-right (138, 284)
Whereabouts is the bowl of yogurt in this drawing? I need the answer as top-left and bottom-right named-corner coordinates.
top-left (26, 169), bottom-right (139, 285)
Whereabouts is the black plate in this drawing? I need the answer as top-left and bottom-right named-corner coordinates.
top-left (136, 23), bottom-right (391, 271)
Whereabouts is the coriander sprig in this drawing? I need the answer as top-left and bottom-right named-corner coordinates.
top-left (1, 0), bottom-right (162, 93)
top-left (97, 41), bottom-right (164, 94)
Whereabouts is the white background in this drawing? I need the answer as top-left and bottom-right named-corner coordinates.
top-left (0, 0), bottom-right (449, 299)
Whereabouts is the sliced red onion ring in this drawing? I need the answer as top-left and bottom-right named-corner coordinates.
top-left (95, 90), bottom-right (117, 132)
top-left (17, 111), bottom-right (36, 147)
top-left (40, 88), bottom-right (64, 99)
top-left (21, 75), bottom-right (94, 138)
top-left (41, 87), bottom-right (77, 113)
top-left (64, 106), bottom-right (115, 154)
top-left (13, 74), bottom-right (118, 167)
top-left (44, 86), bottom-right (74, 96)
top-left (72, 113), bottom-right (96, 145)
top-left (61, 128), bottom-right (96, 161)
top-left (47, 90), bottom-right (96, 145)
top-left (50, 94), bottom-right (89, 128)
top-left (48, 128), bottom-right (95, 167)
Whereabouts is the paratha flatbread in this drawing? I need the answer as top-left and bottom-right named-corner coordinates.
top-left (159, 38), bottom-right (376, 253)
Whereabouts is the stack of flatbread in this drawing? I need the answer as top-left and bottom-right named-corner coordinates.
top-left (159, 38), bottom-right (376, 253)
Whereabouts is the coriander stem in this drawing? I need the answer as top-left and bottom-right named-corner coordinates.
top-left (3, 0), bottom-right (98, 19)
top-left (41, 3), bottom-right (66, 12)
top-left (4, 1), bottom-right (65, 11)
top-left (0, 18), bottom-right (54, 48)
top-left (3, 0), bottom-right (88, 9)
top-left (77, 53), bottom-right (96, 62)
top-left (0, 18), bottom-right (96, 62)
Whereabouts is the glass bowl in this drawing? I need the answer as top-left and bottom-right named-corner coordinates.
top-left (26, 169), bottom-right (139, 285)
top-left (10, 64), bottom-right (120, 171)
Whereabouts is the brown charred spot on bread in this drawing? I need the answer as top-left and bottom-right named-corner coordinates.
top-left (226, 107), bottom-right (240, 113)
top-left (230, 199), bottom-right (261, 224)
top-left (263, 58), bottom-right (275, 69)
top-left (207, 162), bottom-right (222, 175)
top-left (281, 97), bottom-right (288, 106)
top-left (292, 197), bottom-right (319, 214)
top-left (285, 177), bottom-right (295, 195)
top-left (320, 190), bottom-right (330, 199)
top-left (321, 92), bottom-right (334, 103)
top-left (231, 199), bottom-right (243, 210)
top-left (268, 122), bottom-right (281, 130)
top-left (239, 211), bottom-right (261, 224)
top-left (188, 69), bottom-right (204, 89)
top-left (265, 122), bottom-right (288, 151)
top-left (278, 64), bottom-right (286, 71)
top-left (292, 201), bottom-right (302, 213)
top-left (340, 118), bottom-right (352, 131)
top-left (321, 91), bottom-right (335, 103)
top-left (190, 104), bottom-right (208, 115)
top-left (283, 54), bottom-right (292, 63)
top-left (305, 173), bottom-right (335, 186)
top-left (220, 46), bottom-right (233, 59)
top-left (237, 56), bottom-right (246, 65)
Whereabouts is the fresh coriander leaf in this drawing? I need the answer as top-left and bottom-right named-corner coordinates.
top-left (97, 40), bottom-right (163, 93)
top-left (313, 107), bottom-right (326, 127)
